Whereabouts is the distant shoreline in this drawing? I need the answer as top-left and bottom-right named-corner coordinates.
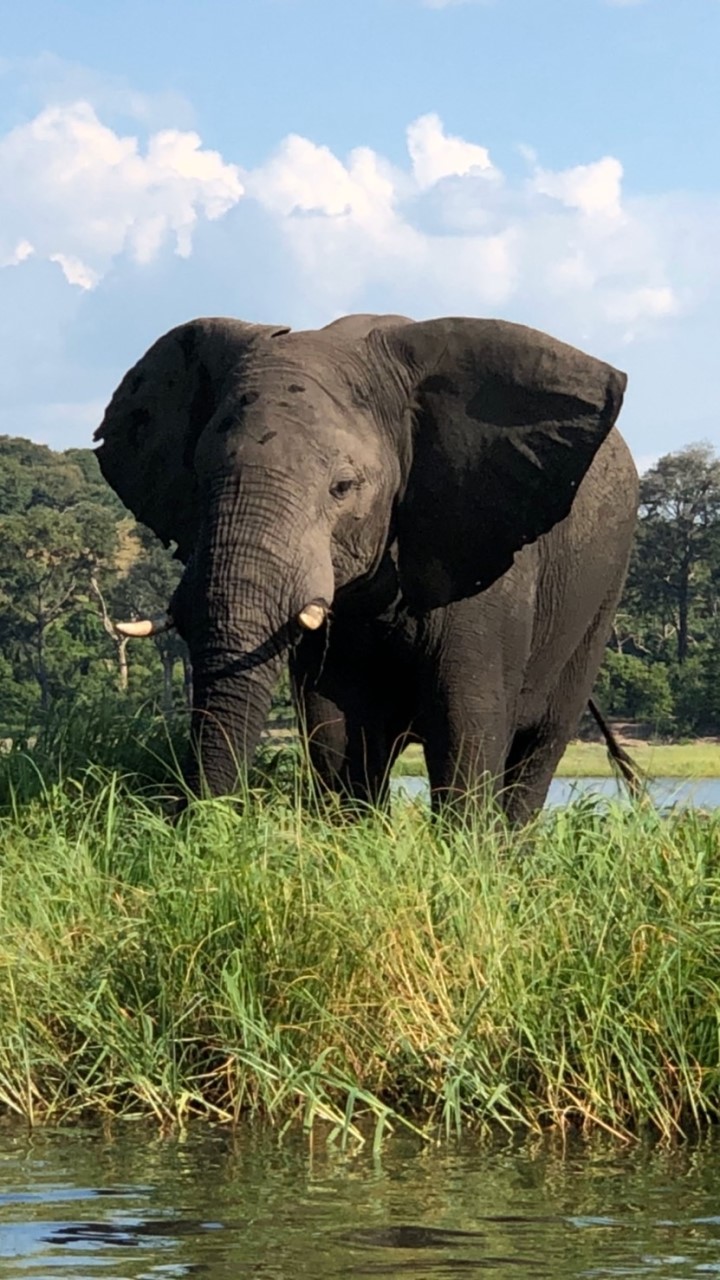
top-left (393, 739), bottom-right (720, 779)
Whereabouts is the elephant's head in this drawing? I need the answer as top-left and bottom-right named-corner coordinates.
top-left (94, 312), bottom-right (626, 797)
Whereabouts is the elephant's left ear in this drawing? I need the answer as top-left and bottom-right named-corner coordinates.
top-left (372, 317), bottom-right (627, 612)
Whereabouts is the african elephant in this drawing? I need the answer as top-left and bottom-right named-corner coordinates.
top-left (94, 312), bottom-right (638, 822)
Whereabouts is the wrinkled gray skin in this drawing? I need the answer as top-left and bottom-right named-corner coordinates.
top-left (94, 313), bottom-right (638, 822)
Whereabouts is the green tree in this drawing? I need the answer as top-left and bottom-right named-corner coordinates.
top-left (0, 436), bottom-right (184, 729)
top-left (595, 651), bottom-right (675, 734)
top-left (627, 443), bottom-right (720, 664)
top-left (110, 525), bottom-right (186, 712)
top-left (0, 503), bottom-right (119, 714)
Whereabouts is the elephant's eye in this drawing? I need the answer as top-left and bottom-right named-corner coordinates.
top-left (330, 477), bottom-right (358, 500)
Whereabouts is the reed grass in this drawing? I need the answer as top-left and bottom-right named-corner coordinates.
top-left (1, 719), bottom-right (719, 1148)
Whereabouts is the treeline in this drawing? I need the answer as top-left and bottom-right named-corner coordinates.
top-left (596, 442), bottom-right (720, 735)
top-left (0, 437), bottom-right (188, 735)
top-left (0, 435), bottom-right (718, 739)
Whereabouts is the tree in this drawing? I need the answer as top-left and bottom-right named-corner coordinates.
top-left (110, 525), bottom-right (186, 713)
top-left (0, 503), bottom-right (119, 713)
top-left (0, 436), bottom-right (185, 729)
top-left (626, 443), bottom-right (720, 664)
top-left (594, 651), bottom-right (674, 734)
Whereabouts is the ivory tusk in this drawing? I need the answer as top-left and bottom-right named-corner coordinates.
top-left (114, 614), bottom-right (174, 638)
top-left (297, 602), bottom-right (328, 631)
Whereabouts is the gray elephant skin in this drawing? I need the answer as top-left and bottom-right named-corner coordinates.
top-left (94, 312), bottom-right (638, 822)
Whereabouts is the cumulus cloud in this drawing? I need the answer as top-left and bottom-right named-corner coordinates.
top-left (0, 98), bottom-right (706, 358)
top-left (407, 113), bottom-right (498, 189)
top-left (244, 115), bottom-right (689, 340)
top-left (0, 101), bottom-right (244, 289)
top-left (2, 89), bottom-right (718, 460)
top-left (531, 156), bottom-right (624, 219)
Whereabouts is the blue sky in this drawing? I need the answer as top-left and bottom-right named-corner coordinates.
top-left (1, 0), bottom-right (719, 471)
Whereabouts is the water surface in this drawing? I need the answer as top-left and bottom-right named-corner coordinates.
top-left (394, 775), bottom-right (720, 809)
top-left (3, 1126), bottom-right (720, 1278)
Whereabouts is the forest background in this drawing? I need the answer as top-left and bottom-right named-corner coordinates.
top-left (1, 434), bottom-right (718, 744)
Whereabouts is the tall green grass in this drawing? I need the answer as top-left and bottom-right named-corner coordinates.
top-left (2, 718), bottom-right (720, 1148)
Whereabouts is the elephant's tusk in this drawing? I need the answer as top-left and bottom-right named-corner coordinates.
top-left (114, 614), bottom-right (175, 638)
top-left (297, 601), bottom-right (329, 631)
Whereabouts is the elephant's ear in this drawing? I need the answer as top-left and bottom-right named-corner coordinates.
top-left (93, 317), bottom-right (290, 560)
top-left (372, 317), bottom-right (627, 612)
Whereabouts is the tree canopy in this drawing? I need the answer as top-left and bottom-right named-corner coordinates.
top-left (595, 442), bottom-right (720, 734)
top-left (0, 433), bottom-right (717, 740)
top-left (0, 435), bottom-right (185, 734)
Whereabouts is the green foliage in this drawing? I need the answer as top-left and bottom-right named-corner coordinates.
top-left (600, 441), bottom-right (720, 735)
top-left (0, 435), bottom-right (186, 730)
top-left (595, 652), bottom-right (675, 733)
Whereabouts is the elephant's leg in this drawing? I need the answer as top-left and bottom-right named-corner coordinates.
top-left (290, 631), bottom-right (405, 808)
top-left (302, 686), bottom-right (395, 808)
top-left (501, 721), bottom-right (566, 825)
top-left (422, 716), bottom-right (509, 813)
top-left (418, 672), bottom-right (510, 813)
top-left (416, 603), bottom-right (523, 815)
top-left (501, 604), bottom-right (618, 824)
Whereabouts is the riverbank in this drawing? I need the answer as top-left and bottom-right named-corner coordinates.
top-left (394, 740), bottom-right (720, 778)
top-left (1, 766), bottom-right (719, 1144)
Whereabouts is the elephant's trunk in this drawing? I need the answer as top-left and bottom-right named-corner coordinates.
top-left (184, 642), bottom-right (286, 798)
top-left (175, 476), bottom-right (333, 799)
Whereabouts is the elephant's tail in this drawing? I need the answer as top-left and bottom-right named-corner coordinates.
top-left (587, 698), bottom-right (645, 801)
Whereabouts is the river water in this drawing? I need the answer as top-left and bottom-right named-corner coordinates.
top-left (394, 776), bottom-right (720, 810)
top-left (5, 1126), bottom-right (720, 1278)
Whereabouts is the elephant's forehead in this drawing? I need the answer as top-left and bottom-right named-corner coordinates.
top-left (234, 354), bottom-right (360, 406)
top-left (219, 357), bottom-right (382, 448)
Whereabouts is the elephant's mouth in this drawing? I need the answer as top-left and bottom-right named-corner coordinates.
top-left (112, 596), bottom-right (332, 640)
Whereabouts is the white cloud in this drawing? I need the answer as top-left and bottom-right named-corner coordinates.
top-left (0, 99), bottom-right (694, 340)
top-left (1, 239), bottom-right (34, 267)
top-left (0, 93), bottom-right (715, 466)
top-left (605, 285), bottom-right (678, 324)
top-left (245, 114), bottom-right (697, 340)
top-left (407, 113), bottom-right (498, 189)
top-left (0, 101), bottom-right (244, 289)
top-left (245, 134), bottom-right (398, 225)
top-left (531, 156), bottom-right (624, 219)
top-left (49, 253), bottom-right (99, 291)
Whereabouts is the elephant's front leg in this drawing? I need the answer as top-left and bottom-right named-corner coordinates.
top-left (421, 701), bottom-right (510, 813)
top-left (289, 629), bottom-right (399, 808)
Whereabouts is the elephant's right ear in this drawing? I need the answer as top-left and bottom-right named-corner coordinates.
top-left (93, 317), bottom-right (290, 560)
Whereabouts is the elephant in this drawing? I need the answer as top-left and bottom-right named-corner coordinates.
top-left (93, 312), bottom-right (638, 822)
